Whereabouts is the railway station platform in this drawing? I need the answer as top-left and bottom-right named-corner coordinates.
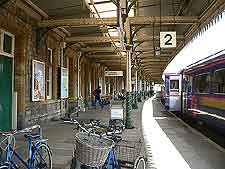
top-left (143, 97), bottom-right (225, 169)
top-left (3, 96), bottom-right (225, 169)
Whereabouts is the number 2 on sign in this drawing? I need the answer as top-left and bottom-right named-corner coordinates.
top-left (164, 34), bottom-right (172, 45)
top-left (160, 32), bottom-right (176, 48)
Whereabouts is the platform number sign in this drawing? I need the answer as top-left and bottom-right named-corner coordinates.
top-left (160, 32), bottom-right (176, 48)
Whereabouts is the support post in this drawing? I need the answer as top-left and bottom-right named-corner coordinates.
top-left (143, 80), bottom-right (146, 100)
top-left (125, 45), bottom-right (133, 129)
top-left (77, 53), bottom-right (81, 98)
top-left (137, 78), bottom-right (142, 102)
top-left (132, 65), bottom-right (138, 109)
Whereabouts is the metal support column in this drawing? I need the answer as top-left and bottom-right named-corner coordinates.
top-left (137, 78), bottom-right (142, 102)
top-left (132, 67), bottom-right (138, 109)
top-left (143, 80), bottom-right (146, 100)
top-left (125, 45), bottom-right (133, 129)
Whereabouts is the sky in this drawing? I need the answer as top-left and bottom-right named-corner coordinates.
top-left (87, 0), bottom-right (134, 38)
top-left (164, 10), bottom-right (225, 74)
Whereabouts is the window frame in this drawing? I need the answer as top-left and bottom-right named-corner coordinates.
top-left (46, 48), bottom-right (53, 100)
top-left (194, 72), bottom-right (211, 94)
top-left (170, 79), bottom-right (179, 92)
top-left (213, 68), bottom-right (225, 95)
top-left (0, 30), bottom-right (15, 58)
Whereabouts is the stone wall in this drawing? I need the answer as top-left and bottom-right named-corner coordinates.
top-left (0, 1), bottom-right (71, 128)
top-left (0, 0), bottom-right (109, 129)
top-left (18, 100), bottom-right (67, 128)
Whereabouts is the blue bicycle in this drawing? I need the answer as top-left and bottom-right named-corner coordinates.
top-left (0, 125), bottom-right (52, 169)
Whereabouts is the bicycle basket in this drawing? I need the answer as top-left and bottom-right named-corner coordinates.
top-left (115, 140), bottom-right (143, 163)
top-left (75, 132), bottom-right (113, 167)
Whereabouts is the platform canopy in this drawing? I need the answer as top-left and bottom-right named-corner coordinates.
top-left (31, 0), bottom-right (225, 82)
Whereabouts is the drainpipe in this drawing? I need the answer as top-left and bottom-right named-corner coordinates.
top-left (77, 51), bottom-right (82, 98)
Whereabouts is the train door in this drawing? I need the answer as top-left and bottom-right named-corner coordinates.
top-left (169, 75), bottom-right (181, 111)
top-left (0, 55), bottom-right (13, 131)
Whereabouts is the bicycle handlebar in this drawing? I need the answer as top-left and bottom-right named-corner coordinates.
top-left (63, 119), bottom-right (118, 143)
top-left (19, 125), bottom-right (41, 133)
top-left (0, 125), bottom-right (41, 137)
top-left (64, 119), bottom-right (89, 133)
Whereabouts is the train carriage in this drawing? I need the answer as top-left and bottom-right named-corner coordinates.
top-left (182, 50), bottom-right (225, 135)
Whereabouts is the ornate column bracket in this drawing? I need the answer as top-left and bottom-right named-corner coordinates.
top-left (36, 27), bottom-right (57, 49)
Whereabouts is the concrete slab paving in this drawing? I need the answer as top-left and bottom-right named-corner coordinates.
top-left (142, 97), bottom-right (225, 169)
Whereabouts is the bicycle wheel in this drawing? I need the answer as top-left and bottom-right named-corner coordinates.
top-left (133, 157), bottom-right (146, 169)
top-left (32, 143), bottom-right (52, 169)
top-left (0, 165), bottom-right (9, 169)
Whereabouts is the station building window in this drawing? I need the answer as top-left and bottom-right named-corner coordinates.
top-left (1, 30), bottom-right (15, 57)
top-left (194, 73), bottom-right (210, 93)
top-left (47, 48), bottom-right (52, 99)
top-left (213, 69), bottom-right (225, 94)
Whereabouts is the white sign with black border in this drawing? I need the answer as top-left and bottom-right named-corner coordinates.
top-left (111, 108), bottom-right (123, 120)
top-left (160, 32), bottom-right (176, 48)
top-left (105, 71), bottom-right (123, 77)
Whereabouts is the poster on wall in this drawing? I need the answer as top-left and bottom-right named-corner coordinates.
top-left (61, 67), bottom-right (68, 98)
top-left (32, 60), bottom-right (45, 101)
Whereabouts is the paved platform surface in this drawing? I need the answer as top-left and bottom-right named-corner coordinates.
top-left (143, 97), bottom-right (225, 169)
top-left (0, 100), bottom-right (147, 169)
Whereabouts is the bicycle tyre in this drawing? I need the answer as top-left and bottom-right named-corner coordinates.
top-left (133, 156), bottom-right (146, 169)
top-left (32, 143), bottom-right (52, 169)
top-left (0, 165), bottom-right (9, 169)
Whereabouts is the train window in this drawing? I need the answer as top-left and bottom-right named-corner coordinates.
top-left (170, 80), bottom-right (179, 91)
top-left (195, 73), bottom-right (210, 93)
top-left (214, 69), bottom-right (225, 94)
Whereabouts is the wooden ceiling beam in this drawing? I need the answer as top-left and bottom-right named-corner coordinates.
top-left (134, 35), bottom-right (184, 42)
top-left (96, 59), bottom-right (126, 63)
top-left (141, 61), bottom-right (169, 63)
top-left (65, 35), bottom-right (184, 44)
top-left (139, 54), bottom-right (171, 58)
top-left (143, 66), bottom-right (166, 69)
top-left (87, 55), bottom-right (121, 58)
top-left (38, 16), bottom-right (199, 28)
top-left (82, 47), bottom-right (117, 52)
top-left (65, 36), bottom-right (120, 43)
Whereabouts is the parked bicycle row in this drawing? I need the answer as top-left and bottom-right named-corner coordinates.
top-left (0, 117), bottom-right (146, 169)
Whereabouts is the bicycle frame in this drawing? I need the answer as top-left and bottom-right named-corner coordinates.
top-left (1, 127), bottom-right (47, 169)
top-left (106, 148), bottom-right (119, 169)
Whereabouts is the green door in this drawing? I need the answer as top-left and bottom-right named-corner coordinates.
top-left (0, 55), bottom-right (12, 132)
